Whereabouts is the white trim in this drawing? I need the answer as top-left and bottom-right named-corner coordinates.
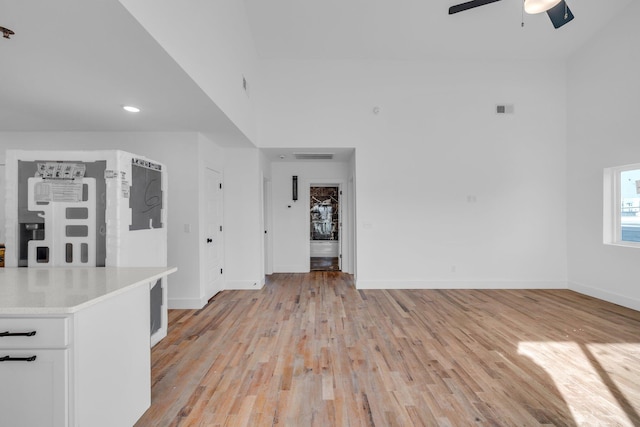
top-left (603, 164), bottom-right (640, 248)
top-left (569, 281), bottom-right (640, 312)
top-left (225, 279), bottom-right (265, 290)
top-left (168, 297), bottom-right (207, 310)
top-left (603, 167), bottom-right (615, 244)
top-left (347, 176), bottom-right (356, 276)
top-left (273, 264), bottom-right (308, 273)
top-left (356, 280), bottom-right (567, 290)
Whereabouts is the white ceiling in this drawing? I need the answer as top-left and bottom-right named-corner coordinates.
top-left (245, 0), bottom-right (634, 60)
top-left (0, 0), bottom-right (633, 135)
top-left (0, 0), bottom-right (245, 141)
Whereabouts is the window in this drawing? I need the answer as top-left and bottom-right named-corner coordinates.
top-left (604, 164), bottom-right (640, 246)
top-left (620, 168), bottom-right (640, 243)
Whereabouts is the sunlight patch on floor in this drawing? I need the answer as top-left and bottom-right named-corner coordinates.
top-left (517, 342), bottom-right (640, 426)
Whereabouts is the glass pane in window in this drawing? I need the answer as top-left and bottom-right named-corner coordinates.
top-left (620, 169), bottom-right (640, 242)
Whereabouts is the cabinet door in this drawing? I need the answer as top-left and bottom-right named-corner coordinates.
top-left (0, 349), bottom-right (68, 427)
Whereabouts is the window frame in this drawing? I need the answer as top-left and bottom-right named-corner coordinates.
top-left (603, 163), bottom-right (640, 248)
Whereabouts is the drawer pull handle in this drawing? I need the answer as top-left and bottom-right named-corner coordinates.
top-left (0, 331), bottom-right (37, 337)
top-left (0, 355), bottom-right (37, 362)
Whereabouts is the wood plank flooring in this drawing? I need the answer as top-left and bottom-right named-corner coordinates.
top-left (135, 273), bottom-right (640, 426)
top-left (310, 257), bottom-right (340, 271)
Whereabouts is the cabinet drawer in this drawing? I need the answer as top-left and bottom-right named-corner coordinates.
top-left (0, 317), bottom-right (69, 349)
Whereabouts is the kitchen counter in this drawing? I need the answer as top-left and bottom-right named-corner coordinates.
top-left (0, 266), bottom-right (177, 314)
top-left (0, 266), bottom-right (177, 427)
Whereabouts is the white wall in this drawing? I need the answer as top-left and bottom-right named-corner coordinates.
top-left (271, 161), bottom-right (351, 273)
top-left (0, 132), bottom-right (211, 307)
top-left (567, 1), bottom-right (640, 310)
top-left (223, 147), bottom-right (264, 289)
top-left (119, 0), bottom-right (259, 144)
top-left (257, 59), bottom-right (568, 289)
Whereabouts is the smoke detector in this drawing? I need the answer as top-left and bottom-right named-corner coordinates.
top-left (1, 26), bottom-right (15, 39)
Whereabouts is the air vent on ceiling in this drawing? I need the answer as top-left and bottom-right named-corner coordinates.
top-left (496, 104), bottom-right (515, 114)
top-left (294, 153), bottom-right (334, 160)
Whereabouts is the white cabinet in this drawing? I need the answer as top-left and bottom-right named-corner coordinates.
top-left (0, 267), bottom-right (177, 427)
top-left (73, 282), bottom-right (150, 427)
top-left (0, 349), bottom-right (68, 427)
top-left (0, 317), bottom-right (69, 348)
top-left (0, 317), bottom-right (69, 427)
top-left (0, 281), bottom-right (151, 427)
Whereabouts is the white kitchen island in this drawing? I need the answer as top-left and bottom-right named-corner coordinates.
top-left (0, 266), bottom-right (177, 427)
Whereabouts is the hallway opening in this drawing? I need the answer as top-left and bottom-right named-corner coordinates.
top-left (310, 185), bottom-right (340, 271)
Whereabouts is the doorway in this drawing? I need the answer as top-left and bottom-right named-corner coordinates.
top-left (263, 177), bottom-right (273, 275)
top-left (310, 185), bottom-right (340, 271)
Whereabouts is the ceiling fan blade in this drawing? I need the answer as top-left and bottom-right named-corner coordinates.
top-left (546, 0), bottom-right (574, 29)
top-left (449, 0), bottom-right (502, 15)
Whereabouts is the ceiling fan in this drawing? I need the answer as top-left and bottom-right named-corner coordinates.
top-left (449, 0), bottom-right (574, 29)
top-left (0, 25), bottom-right (15, 39)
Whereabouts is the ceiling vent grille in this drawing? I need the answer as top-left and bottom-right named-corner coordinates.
top-left (496, 104), bottom-right (515, 114)
top-left (294, 153), bottom-right (334, 160)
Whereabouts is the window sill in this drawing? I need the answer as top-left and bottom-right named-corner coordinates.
top-left (604, 241), bottom-right (640, 249)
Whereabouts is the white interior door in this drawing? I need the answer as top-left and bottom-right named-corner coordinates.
top-left (205, 168), bottom-right (223, 299)
top-left (263, 178), bottom-right (272, 275)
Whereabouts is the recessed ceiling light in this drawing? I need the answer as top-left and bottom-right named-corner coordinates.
top-left (123, 105), bottom-right (140, 113)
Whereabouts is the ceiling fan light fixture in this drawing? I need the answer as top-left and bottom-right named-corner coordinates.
top-left (123, 105), bottom-right (141, 113)
top-left (0, 26), bottom-right (15, 39)
top-left (524, 0), bottom-right (562, 14)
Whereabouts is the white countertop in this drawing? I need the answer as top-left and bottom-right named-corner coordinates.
top-left (0, 267), bottom-right (177, 315)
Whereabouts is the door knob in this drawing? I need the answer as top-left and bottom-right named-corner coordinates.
top-left (207, 238), bottom-right (213, 243)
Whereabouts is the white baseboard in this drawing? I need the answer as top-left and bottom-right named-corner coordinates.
top-left (273, 265), bottom-right (309, 273)
top-left (168, 297), bottom-right (207, 310)
top-left (356, 280), bottom-right (568, 290)
top-left (225, 279), bottom-right (264, 290)
top-left (569, 281), bottom-right (640, 312)
top-left (168, 278), bottom-right (265, 308)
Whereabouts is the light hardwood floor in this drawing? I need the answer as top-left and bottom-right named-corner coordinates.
top-left (135, 272), bottom-right (640, 426)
